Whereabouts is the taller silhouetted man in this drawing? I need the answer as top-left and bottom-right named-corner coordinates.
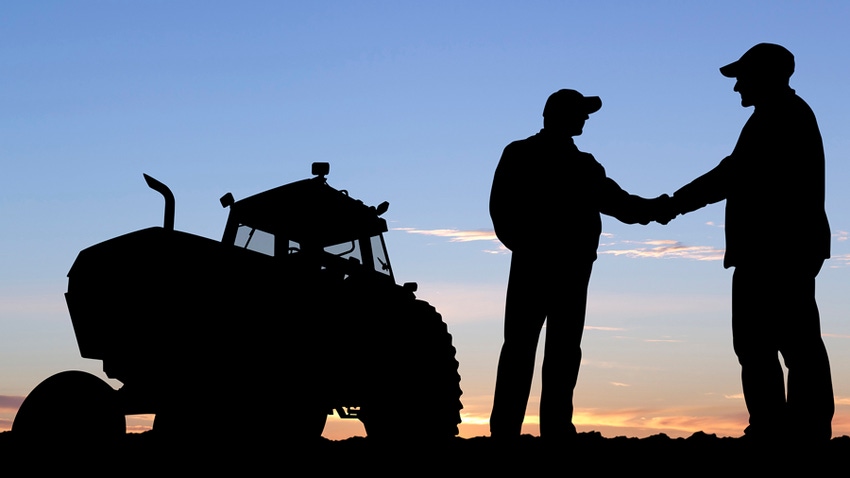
top-left (489, 89), bottom-right (662, 441)
top-left (664, 43), bottom-right (834, 443)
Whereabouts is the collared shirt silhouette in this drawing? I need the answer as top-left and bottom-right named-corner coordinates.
top-left (489, 89), bottom-right (660, 440)
top-left (665, 43), bottom-right (834, 443)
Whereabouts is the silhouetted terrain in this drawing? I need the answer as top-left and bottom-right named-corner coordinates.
top-left (2, 430), bottom-right (848, 474)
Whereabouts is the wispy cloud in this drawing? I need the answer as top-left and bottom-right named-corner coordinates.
top-left (394, 227), bottom-right (507, 254)
top-left (600, 239), bottom-right (724, 261)
top-left (394, 227), bottom-right (498, 243)
top-left (397, 227), bottom-right (726, 261)
top-left (585, 326), bottom-right (626, 332)
top-left (0, 395), bottom-right (24, 412)
top-left (126, 414), bottom-right (154, 434)
top-left (835, 397), bottom-right (850, 406)
top-left (580, 359), bottom-right (661, 372)
top-left (572, 406), bottom-right (748, 438)
top-left (396, 227), bottom-right (850, 268)
top-left (829, 253), bottom-right (850, 268)
top-left (337, 395), bottom-right (849, 440)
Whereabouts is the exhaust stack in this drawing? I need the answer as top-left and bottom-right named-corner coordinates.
top-left (143, 174), bottom-right (175, 231)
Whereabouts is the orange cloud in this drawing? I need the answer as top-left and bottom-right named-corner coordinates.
top-left (453, 405), bottom-right (750, 439)
top-left (573, 406), bottom-right (749, 438)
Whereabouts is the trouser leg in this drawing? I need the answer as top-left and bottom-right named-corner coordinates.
top-left (539, 262), bottom-right (592, 438)
top-left (733, 265), bottom-right (834, 441)
top-left (779, 270), bottom-right (834, 441)
top-left (732, 267), bottom-right (787, 438)
top-left (490, 258), bottom-right (546, 437)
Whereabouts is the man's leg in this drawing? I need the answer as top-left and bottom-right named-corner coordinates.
top-left (539, 261), bottom-right (593, 440)
top-left (779, 267), bottom-right (834, 442)
top-left (490, 256), bottom-right (546, 438)
top-left (732, 267), bottom-right (787, 440)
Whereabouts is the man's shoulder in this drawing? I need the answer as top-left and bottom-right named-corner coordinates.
top-left (768, 90), bottom-right (818, 121)
top-left (503, 131), bottom-right (594, 153)
top-left (504, 131), bottom-right (543, 149)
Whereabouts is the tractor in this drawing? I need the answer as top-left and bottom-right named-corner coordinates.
top-left (12, 162), bottom-right (463, 445)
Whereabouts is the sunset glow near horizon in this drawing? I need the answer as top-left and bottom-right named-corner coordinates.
top-left (3, 2), bottom-right (850, 440)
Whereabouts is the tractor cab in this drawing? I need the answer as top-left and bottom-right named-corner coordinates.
top-left (219, 162), bottom-right (395, 282)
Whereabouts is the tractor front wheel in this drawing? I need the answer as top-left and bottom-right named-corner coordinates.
top-left (12, 370), bottom-right (126, 448)
top-left (359, 299), bottom-right (463, 441)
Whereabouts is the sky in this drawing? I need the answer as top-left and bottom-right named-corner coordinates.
top-left (3, 1), bottom-right (850, 440)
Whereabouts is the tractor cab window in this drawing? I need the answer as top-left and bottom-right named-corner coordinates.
top-left (234, 225), bottom-right (275, 256)
top-left (323, 236), bottom-right (392, 278)
top-left (371, 235), bottom-right (392, 277)
top-left (325, 241), bottom-right (362, 264)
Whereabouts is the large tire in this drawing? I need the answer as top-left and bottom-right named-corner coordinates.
top-left (12, 370), bottom-right (125, 448)
top-left (359, 298), bottom-right (463, 440)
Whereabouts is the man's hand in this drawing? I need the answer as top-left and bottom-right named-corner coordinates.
top-left (649, 194), bottom-right (677, 225)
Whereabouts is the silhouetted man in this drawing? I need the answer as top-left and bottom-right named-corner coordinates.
top-left (489, 89), bottom-right (663, 441)
top-left (662, 43), bottom-right (834, 443)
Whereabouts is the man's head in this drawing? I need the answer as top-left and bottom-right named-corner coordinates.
top-left (542, 89), bottom-right (601, 136)
top-left (720, 43), bottom-right (794, 107)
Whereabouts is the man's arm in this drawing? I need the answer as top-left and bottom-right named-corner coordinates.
top-left (597, 174), bottom-right (671, 226)
top-left (600, 155), bottom-right (731, 226)
top-left (489, 143), bottom-right (526, 251)
top-left (669, 156), bottom-right (732, 217)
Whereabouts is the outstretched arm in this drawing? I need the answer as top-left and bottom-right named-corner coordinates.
top-left (599, 178), bottom-right (675, 225)
top-left (669, 157), bottom-right (731, 218)
top-left (639, 157), bottom-right (733, 225)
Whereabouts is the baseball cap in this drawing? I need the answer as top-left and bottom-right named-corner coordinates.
top-left (542, 89), bottom-right (602, 117)
top-left (720, 43), bottom-right (795, 79)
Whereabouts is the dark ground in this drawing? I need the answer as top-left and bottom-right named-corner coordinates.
top-left (2, 430), bottom-right (848, 475)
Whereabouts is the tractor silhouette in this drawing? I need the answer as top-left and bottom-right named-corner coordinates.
top-left (12, 163), bottom-right (463, 445)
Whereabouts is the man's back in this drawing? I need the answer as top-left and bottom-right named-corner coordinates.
top-left (724, 89), bottom-right (829, 267)
top-left (490, 131), bottom-right (607, 259)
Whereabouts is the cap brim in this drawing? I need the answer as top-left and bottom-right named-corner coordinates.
top-left (720, 61), bottom-right (739, 78)
top-left (585, 96), bottom-right (602, 114)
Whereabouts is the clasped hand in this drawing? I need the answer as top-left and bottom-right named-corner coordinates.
top-left (646, 194), bottom-right (677, 225)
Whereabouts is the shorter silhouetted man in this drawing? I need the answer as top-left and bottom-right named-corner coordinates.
top-left (489, 89), bottom-right (664, 441)
top-left (661, 43), bottom-right (834, 443)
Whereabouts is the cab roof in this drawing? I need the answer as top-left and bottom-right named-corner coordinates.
top-left (228, 176), bottom-right (388, 248)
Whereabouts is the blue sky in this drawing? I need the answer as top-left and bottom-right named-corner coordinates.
top-left (3, 1), bottom-right (850, 439)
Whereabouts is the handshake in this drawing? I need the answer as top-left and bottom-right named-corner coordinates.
top-left (638, 194), bottom-right (678, 226)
